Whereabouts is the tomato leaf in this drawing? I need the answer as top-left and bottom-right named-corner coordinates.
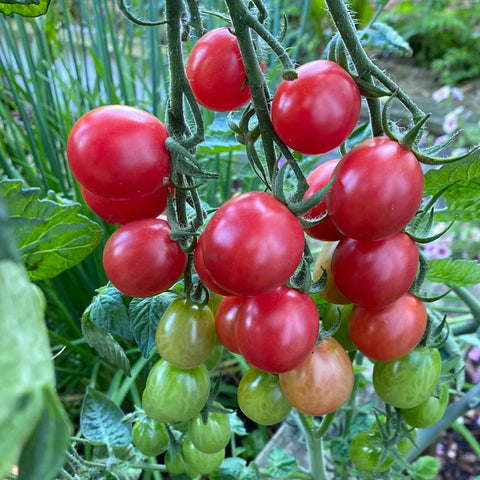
top-left (198, 133), bottom-right (244, 153)
top-left (0, 0), bottom-right (50, 17)
top-left (360, 21), bottom-right (412, 56)
top-left (82, 311), bottom-right (132, 377)
top-left (408, 455), bottom-right (441, 480)
top-left (88, 283), bottom-right (133, 340)
top-left (128, 292), bottom-right (176, 358)
top-left (80, 387), bottom-right (132, 447)
top-left (1, 179), bottom-right (103, 281)
top-left (265, 447), bottom-right (301, 478)
top-left (210, 457), bottom-right (261, 480)
top-left (426, 258), bottom-right (480, 287)
top-left (93, 445), bottom-right (142, 480)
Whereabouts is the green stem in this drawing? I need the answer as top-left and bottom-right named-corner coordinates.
top-left (452, 286), bottom-right (480, 322)
top-left (451, 421), bottom-right (480, 457)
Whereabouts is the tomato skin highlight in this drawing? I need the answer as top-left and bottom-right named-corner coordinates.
top-left (327, 136), bottom-right (424, 240)
top-left (235, 285), bottom-right (319, 374)
top-left (279, 337), bottom-right (354, 416)
top-left (102, 218), bottom-right (187, 298)
top-left (349, 293), bottom-right (427, 362)
top-left (67, 105), bottom-right (170, 199)
top-left (271, 60), bottom-right (361, 155)
top-left (200, 191), bottom-right (305, 296)
top-left (331, 232), bottom-right (419, 308)
top-left (186, 27), bottom-right (253, 112)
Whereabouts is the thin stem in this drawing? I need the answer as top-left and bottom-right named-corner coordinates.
top-left (117, 0), bottom-right (167, 26)
top-left (451, 421), bottom-right (480, 457)
top-left (452, 286), bottom-right (480, 322)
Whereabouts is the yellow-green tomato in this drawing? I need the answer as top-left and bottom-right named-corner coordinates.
top-left (132, 416), bottom-right (169, 457)
top-left (182, 437), bottom-right (225, 474)
top-left (155, 297), bottom-right (215, 369)
top-left (188, 402), bottom-right (231, 454)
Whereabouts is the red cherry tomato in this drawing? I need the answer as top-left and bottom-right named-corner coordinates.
top-left (327, 137), bottom-right (424, 240)
top-left (103, 218), bottom-right (187, 298)
top-left (331, 232), bottom-right (419, 308)
top-left (303, 159), bottom-right (344, 241)
top-left (215, 296), bottom-right (244, 354)
top-left (349, 293), bottom-right (427, 362)
top-left (235, 285), bottom-right (319, 374)
top-left (67, 105), bottom-right (170, 199)
top-left (271, 60), bottom-right (361, 155)
top-left (199, 192), bottom-right (305, 296)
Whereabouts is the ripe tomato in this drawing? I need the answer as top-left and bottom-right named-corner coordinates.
top-left (155, 297), bottom-right (215, 368)
top-left (331, 232), bottom-right (419, 308)
top-left (235, 285), bottom-right (319, 374)
top-left (373, 347), bottom-right (442, 409)
top-left (182, 438), bottom-right (225, 475)
top-left (188, 402), bottom-right (231, 454)
top-left (237, 367), bottom-right (292, 425)
top-left (327, 137), bottom-right (424, 240)
top-left (81, 184), bottom-right (169, 225)
top-left (102, 218), bottom-right (187, 298)
top-left (186, 27), bottom-right (254, 112)
top-left (279, 337), bottom-right (354, 416)
top-left (199, 192), bottom-right (305, 296)
top-left (303, 159), bottom-right (344, 241)
top-left (142, 359), bottom-right (210, 424)
top-left (321, 303), bottom-right (355, 351)
top-left (271, 60), bottom-right (361, 155)
top-left (349, 293), bottom-right (427, 362)
top-left (132, 416), bottom-right (169, 457)
top-left (349, 430), bottom-right (394, 473)
top-left (313, 241), bottom-right (350, 305)
top-left (67, 105), bottom-right (170, 199)
top-left (214, 295), bottom-right (244, 354)
top-left (400, 382), bottom-right (449, 428)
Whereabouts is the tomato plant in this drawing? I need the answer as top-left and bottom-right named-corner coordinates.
top-left (199, 191), bottom-right (305, 296)
top-left (214, 295), bottom-right (244, 354)
top-left (279, 337), bottom-right (354, 416)
top-left (142, 359), bottom-right (210, 424)
top-left (182, 437), bottom-right (225, 475)
top-left (132, 416), bottom-right (169, 457)
top-left (102, 217), bottom-right (188, 298)
top-left (271, 60), bottom-right (361, 154)
top-left (67, 105), bottom-right (170, 199)
top-left (235, 285), bottom-right (319, 373)
top-left (349, 430), bottom-right (395, 473)
top-left (326, 136), bottom-right (424, 240)
top-left (237, 367), bottom-right (292, 425)
top-left (186, 27), bottom-right (255, 112)
top-left (331, 232), bottom-right (419, 308)
top-left (349, 293), bottom-right (427, 362)
top-left (155, 297), bottom-right (216, 368)
top-left (373, 347), bottom-right (442, 409)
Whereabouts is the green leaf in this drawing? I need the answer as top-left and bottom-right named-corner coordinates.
top-left (198, 134), bottom-right (244, 153)
top-left (228, 411), bottom-right (248, 436)
top-left (0, 0), bottom-right (50, 17)
top-left (1, 179), bottom-right (103, 281)
top-left (265, 447), bottom-right (301, 478)
top-left (426, 259), bottom-right (480, 287)
top-left (80, 387), bottom-right (132, 447)
top-left (89, 283), bottom-right (133, 340)
top-left (409, 455), bottom-right (441, 480)
top-left (82, 311), bottom-right (132, 377)
top-left (210, 457), bottom-right (261, 480)
top-left (93, 445), bottom-right (143, 480)
top-left (128, 292), bottom-right (175, 358)
top-left (18, 386), bottom-right (72, 480)
top-left (360, 21), bottom-right (412, 56)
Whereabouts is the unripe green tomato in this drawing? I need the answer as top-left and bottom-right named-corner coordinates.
top-left (204, 344), bottom-right (224, 371)
top-left (237, 367), bottom-right (292, 425)
top-left (400, 382), bottom-right (449, 428)
top-left (182, 437), bottom-right (225, 474)
top-left (155, 297), bottom-right (215, 369)
top-left (322, 303), bottom-right (355, 351)
top-left (349, 430), bottom-right (394, 473)
top-left (165, 448), bottom-right (187, 475)
top-left (132, 416), bottom-right (169, 457)
top-left (142, 359), bottom-right (210, 424)
top-left (208, 292), bottom-right (224, 315)
top-left (188, 402), bottom-right (231, 454)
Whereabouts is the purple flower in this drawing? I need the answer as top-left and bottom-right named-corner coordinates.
top-left (468, 346), bottom-right (480, 362)
top-left (442, 106), bottom-right (464, 134)
top-left (432, 86), bottom-right (451, 103)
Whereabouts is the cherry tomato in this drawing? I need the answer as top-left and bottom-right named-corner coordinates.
top-left (80, 184), bottom-right (169, 225)
top-left (373, 347), bottom-right (442, 409)
top-left (349, 293), bottom-right (427, 362)
top-left (182, 438), bottom-right (225, 475)
top-left (279, 337), bottom-right (354, 416)
top-left (331, 232), bottom-right (419, 308)
top-left (199, 192), bottom-right (305, 296)
top-left (237, 367), bottom-right (292, 425)
top-left (188, 402), bottom-right (231, 454)
top-left (271, 60), bottom-right (361, 155)
top-left (313, 241), bottom-right (350, 305)
top-left (303, 159), bottom-right (344, 241)
top-left (67, 105), bottom-right (170, 199)
top-left (186, 27), bottom-right (254, 112)
top-left (215, 295), bottom-right (244, 354)
top-left (155, 297), bottom-right (215, 368)
top-left (142, 359), bottom-right (210, 424)
top-left (165, 449), bottom-right (187, 475)
top-left (235, 285), bottom-right (319, 374)
top-left (349, 430), bottom-right (395, 473)
top-left (400, 382), bottom-right (449, 428)
top-left (102, 218), bottom-right (187, 298)
top-left (321, 303), bottom-right (355, 351)
top-left (132, 416), bottom-right (169, 457)
top-left (327, 137), bottom-right (424, 240)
